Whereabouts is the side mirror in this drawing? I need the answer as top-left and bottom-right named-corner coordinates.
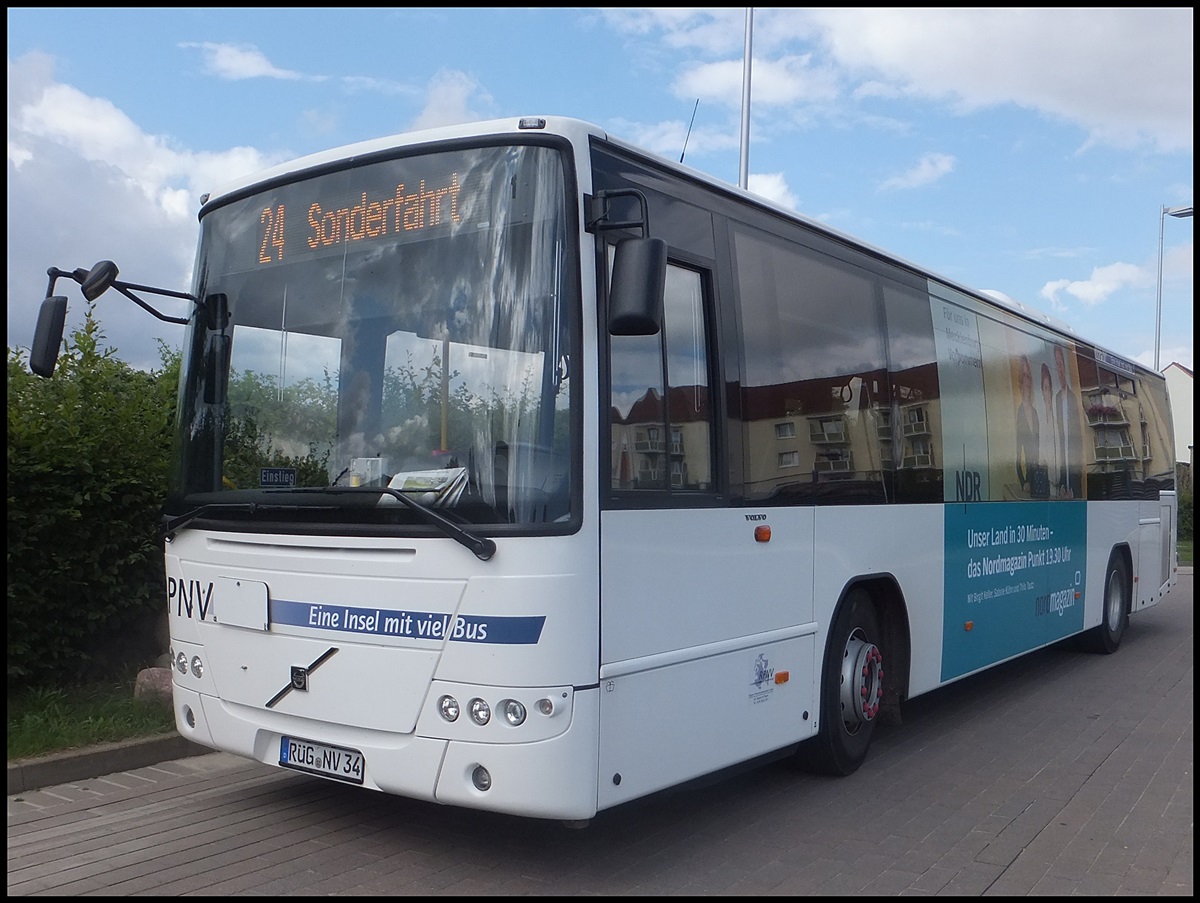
top-left (608, 237), bottom-right (667, 336)
top-left (80, 260), bottom-right (119, 301)
top-left (30, 295), bottom-right (68, 378)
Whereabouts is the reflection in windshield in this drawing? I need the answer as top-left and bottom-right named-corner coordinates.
top-left (170, 144), bottom-right (575, 529)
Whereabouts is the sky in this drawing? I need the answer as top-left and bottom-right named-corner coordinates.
top-left (7, 8), bottom-right (1194, 377)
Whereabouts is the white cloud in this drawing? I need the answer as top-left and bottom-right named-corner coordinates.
top-left (622, 118), bottom-right (739, 163)
top-left (1039, 261), bottom-right (1146, 308)
top-left (880, 153), bottom-right (956, 191)
top-left (747, 172), bottom-right (799, 211)
top-left (599, 9), bottom-right (750, 55)
top-left (8, 140), bottom-right (33, 168)
top-left (799, 8), bottom-right (1193, 152)
top-left (14, 75), bottom-right (279, 213)
top-left (673, 54), bottom-right (840, 112)
top-left (1153, 342), bottom-right (1193, 372)
top-left (1040, 241), bottom-right (1192, 320)
top-left (180, 42), bottom-right (307, 81)
top-left (607, 8), bottom-right (1193, 155)
top-left (341, 75), bottom-right (420, 97)
top-left (409, 70), bottom-right (494, 131)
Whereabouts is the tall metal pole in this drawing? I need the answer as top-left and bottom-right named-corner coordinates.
top-left (739, 8), bottom-right (753, 189)
top-left (1155, 205), bottom-right (1166, 372)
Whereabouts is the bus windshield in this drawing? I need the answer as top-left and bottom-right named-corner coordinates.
top-left (168, 143), bottom-right (576, 529)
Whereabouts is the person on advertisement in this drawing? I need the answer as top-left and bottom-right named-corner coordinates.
top-left (1039, 362), bottom-right (1060, 498)
top-left (1015, 354), bottom-right (1042, 497)
top-left (1053, 344), bottom-right (1084, 499)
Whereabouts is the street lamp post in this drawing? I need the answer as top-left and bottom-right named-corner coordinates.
top-left (738, 8), bottom-right (753, 190)
top-left (1155, 204), bottom-right (1193, 371)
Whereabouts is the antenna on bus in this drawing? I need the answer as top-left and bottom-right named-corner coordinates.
top-left (680, 99), bottom-right (699, 164)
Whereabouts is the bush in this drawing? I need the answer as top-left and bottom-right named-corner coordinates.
top-left (1179, 486), bottom-right (1193, 542)
top-left (7, 307), bottom-right (179, 689)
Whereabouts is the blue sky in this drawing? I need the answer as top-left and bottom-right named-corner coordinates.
top-left (7, 8), bottom-right (1193, 375)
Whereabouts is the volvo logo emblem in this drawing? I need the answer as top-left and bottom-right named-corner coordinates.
top-left (266, 647), bottom-right (338, 708)
top-left (290, 666), bottom-right (309, 691)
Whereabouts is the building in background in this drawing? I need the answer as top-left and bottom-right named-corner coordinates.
top-left (1163, 362), bottom-right (1193, 488)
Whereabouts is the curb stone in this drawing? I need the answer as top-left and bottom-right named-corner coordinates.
top-left (7, 734), bottom-right (212, 795)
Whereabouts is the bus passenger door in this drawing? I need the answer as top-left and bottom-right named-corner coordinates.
top-left (598, 256), bottom-right (816, 810)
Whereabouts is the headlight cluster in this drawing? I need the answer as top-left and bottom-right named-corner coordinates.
top-left (169, 646), bottom-right (204, 678)
top-left (437, 693), bottom-right (555, 728)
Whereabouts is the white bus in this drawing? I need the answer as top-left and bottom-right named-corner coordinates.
top-left (32, 116), bottom-right (1179, 822)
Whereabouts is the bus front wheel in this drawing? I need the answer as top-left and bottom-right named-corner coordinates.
top-left (796, 587), bottom-right (883, 776)
top-left (1077, 552), bottom-right (1129, 655)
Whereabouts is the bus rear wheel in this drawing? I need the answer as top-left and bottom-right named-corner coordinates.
top-left (796, 587), bottom-right (883, 776)
top-left (1077, 552), bottom-right (1129, 655)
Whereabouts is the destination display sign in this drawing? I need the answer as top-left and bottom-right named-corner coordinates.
top-left (203, 144), bottom-right (556, 278)
top-left (255, 172), bottom-right (465, 268)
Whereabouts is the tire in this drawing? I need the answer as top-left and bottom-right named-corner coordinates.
top-left (796, 587), bottom-right (884, 776)
top-left (1077, 552), bottom-right (1129, 655)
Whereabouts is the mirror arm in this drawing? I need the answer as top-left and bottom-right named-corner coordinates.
top-left (44, 266), bottom-right (83, 298)
top-left (586, 188), bottom-right (653, 237)
top-left (114, 279), bottom-right (197, 303)
top-left (112, 281), bottom-right (194, 325)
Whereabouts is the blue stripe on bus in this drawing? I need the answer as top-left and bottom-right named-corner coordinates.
top-left (268, 598), bottom-right (545, 645)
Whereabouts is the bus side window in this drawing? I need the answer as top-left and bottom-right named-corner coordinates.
top-left (881, 280), bottom-right (942, 504)
top-left (731, 222), bottom-right (891, 504)
top-left (610, 262), bottom-right (714, 493)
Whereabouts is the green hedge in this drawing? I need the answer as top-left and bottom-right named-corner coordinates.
top-left (7, 308), bottom-right (179, 689)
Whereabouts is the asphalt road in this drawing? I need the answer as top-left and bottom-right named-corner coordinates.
top-left (7, 571), bottom-right (1192, 896)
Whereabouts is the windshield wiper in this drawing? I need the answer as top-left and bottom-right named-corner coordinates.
top-left (161, 488), bottom-right (496, 561)
top-left (358, 485), bottom-right (496, 561)
top-left (161, 502), bottom-right (262, 539)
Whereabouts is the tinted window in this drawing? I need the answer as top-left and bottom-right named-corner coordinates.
top-left (732, 223), bottom-right (889, 504)
top-left (610, 263), bottom-right (714, 493)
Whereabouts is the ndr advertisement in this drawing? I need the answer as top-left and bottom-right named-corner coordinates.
top-left (931, 286), bottom-right (1087, 680)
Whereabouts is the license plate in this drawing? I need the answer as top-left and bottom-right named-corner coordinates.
top-left (279, 736), bottom-right (364, 784)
